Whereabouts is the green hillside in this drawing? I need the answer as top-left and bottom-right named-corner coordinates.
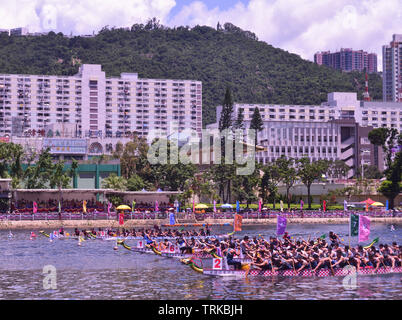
top-left (0, 20), bottom-right (383, 125)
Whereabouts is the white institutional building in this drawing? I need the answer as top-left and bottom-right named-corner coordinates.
top-left (207, 92), bottom-right (401, 176)
top-left (0, 64), bottom-right (202, 158)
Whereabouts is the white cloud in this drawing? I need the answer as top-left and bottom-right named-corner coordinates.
top-left (0, 0), bottom-right (400, 71)
top-left (0, 0), bottom-right (176, 34)
top-left (169, 0), bottom-right (402, 71)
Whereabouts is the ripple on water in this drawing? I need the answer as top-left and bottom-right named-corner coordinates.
top-left (0, 226), bottom-right (401, 299)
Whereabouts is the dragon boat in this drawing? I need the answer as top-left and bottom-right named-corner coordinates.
top-left (185, 258), bottom-right (402, 278)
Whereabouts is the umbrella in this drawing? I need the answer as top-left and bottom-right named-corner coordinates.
top-left (360, 198), bottom-right (375, 205)
top-left (195, 204), bottom-right (208, 209)
top-left (221, 203), bottom-right (233, 209)
top-left (371, 202), bottom-right (384, 207)
top-left (116, 205), bottom-right (131, 210)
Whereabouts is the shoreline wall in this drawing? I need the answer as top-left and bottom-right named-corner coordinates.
top-left (1, 217), bottom-right (401, 230)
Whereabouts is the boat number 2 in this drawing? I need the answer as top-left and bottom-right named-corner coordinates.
top-left (213, 258), bottom-right (222, 270)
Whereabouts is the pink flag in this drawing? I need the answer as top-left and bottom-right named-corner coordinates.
top-left (323, 200), bottom-right (326, 212)
top-left (107, 202), bottom-right (112, 214)
top-left (359, 215), bottom-right (370, 242)
top-left (33, 202), bottom-right (37, 214)
top-left (258, 200), bottom-right (262, 213)
top-left (193, 199), bottom-right (195, 213)
top-left (155, 200), bottom-right (159, 212)
top-left (213, 200), bottom-right (216, 213)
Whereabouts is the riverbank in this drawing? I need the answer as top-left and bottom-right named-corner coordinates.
top-left (1, 217), bottom-right (401, 230)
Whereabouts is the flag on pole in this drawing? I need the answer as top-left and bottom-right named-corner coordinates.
top-left (344, 200), bottom-right (348, 211)
top-left (236, 200), bottom-right (240, 213)
top-left (323, 200), bottom-right (326, 212)
top-left (258, 200), bottom-right (262, 213)
top-left (155, 200), bottom-right (159, 212)
top-left (33, 201), bottom-right (38, 214)
top-left (365, 202), bottom-right (369, 212)
top-left (107, 202), bottom-right (112, 215)
top-left (132, 200), bottom-right (136, 213)
top-left (300, 199), bottom-right (304, 210)
top-left (276, 216), bottom-right (287, 235)
top-left (119, 212), bottom-right (124, 225)
top-left (358, 215), bottom-right (370, 242)
top-left (58, 201), bottom-right (61, 213)
top-left (234, 214), bottom-right (242, 232)
top-left (169, 212), bottom-right (175, 225)
top-left (213, 200), bottom-right (216, 213)
top-left (83, 200), bottom-right (87, 214)
top-left (280, 200), bottom-right (284, 212)
top-left (363, 237), bottom-right (379, 249)
top-left (350, 214), bottom-right (359, 236)
top-left (386, 200), bottom-right (389, 210)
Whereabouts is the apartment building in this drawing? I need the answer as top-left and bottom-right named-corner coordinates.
top-left (9, 27), bottom-right (29, 36)
top-left (0, 64), bottom-right (202, 155)
top-left (314, 49), bottom-right (377, 73)
top-left (383, 34), bottom-right (402, 102)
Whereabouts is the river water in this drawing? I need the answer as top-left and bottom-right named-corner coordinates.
top-left (0, 223), bottom-right (401, 300)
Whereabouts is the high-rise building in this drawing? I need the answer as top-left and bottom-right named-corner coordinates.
top-left (0, 64), bottom-right (203, 156)
top-left (314, 49), bottom-right (377, 73)
top-left (383, 34), bottom-right (402, 102)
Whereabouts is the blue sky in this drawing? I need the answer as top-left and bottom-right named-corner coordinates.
top-left (0, 0), bottom-right (401, 68)
top-left (169, 0), bottom-right (250, 18)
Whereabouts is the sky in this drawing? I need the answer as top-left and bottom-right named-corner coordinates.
top-left (0, 0), bottom-right (401, 70)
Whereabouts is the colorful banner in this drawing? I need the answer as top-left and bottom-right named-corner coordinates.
top-left (350, 214), bottom-right (359, 236)
top-left (365, 202), bottom-right (369, 212)
top-left (323, 200), bottom-right (326, 212)
top-left (155, 200), bottom-right (159, 212)
top-left (169, 212), bottom-right (175, 225)
top-left (132, 200), bottom-right (136, 213)
top-left (276, 216), bottom-right (287, 235)
top-left (359, 215), bottom-right (370, 242)
top-left (344, 200), bottom-right (348, 211)
top-left (83, 200), bottom-right (87, 214)
top-left (300, 199), bottom-right (304, 210)
top-left (258, 200), bottom-right (262, 213)
top-left (280, 200), bottom-right (284, 212)
top-left (234, 214), bottom-right (242, 232)
top-left (119, 212), bottom-right (124, 225)
top-left (193, 199), bottom-right (195, 213)
top-left (58, 201), bottom-right (61, 213)
top-left (386, 200), bottom-right (389, 210)
top-left (33, 202), bottom-right (38, 214)
top-left (236, 201), bottom-right (240, 213)
top-left (213, 200), bottom-right (216, 213)
top-left (107, 202), bottom-right (112, 214)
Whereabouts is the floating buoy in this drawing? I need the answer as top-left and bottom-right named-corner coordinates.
top-left (113, 246), bottom-right (118, 250)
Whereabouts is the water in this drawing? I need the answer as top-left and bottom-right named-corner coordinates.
top-left (0, 223), bottom-right (401, 300)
